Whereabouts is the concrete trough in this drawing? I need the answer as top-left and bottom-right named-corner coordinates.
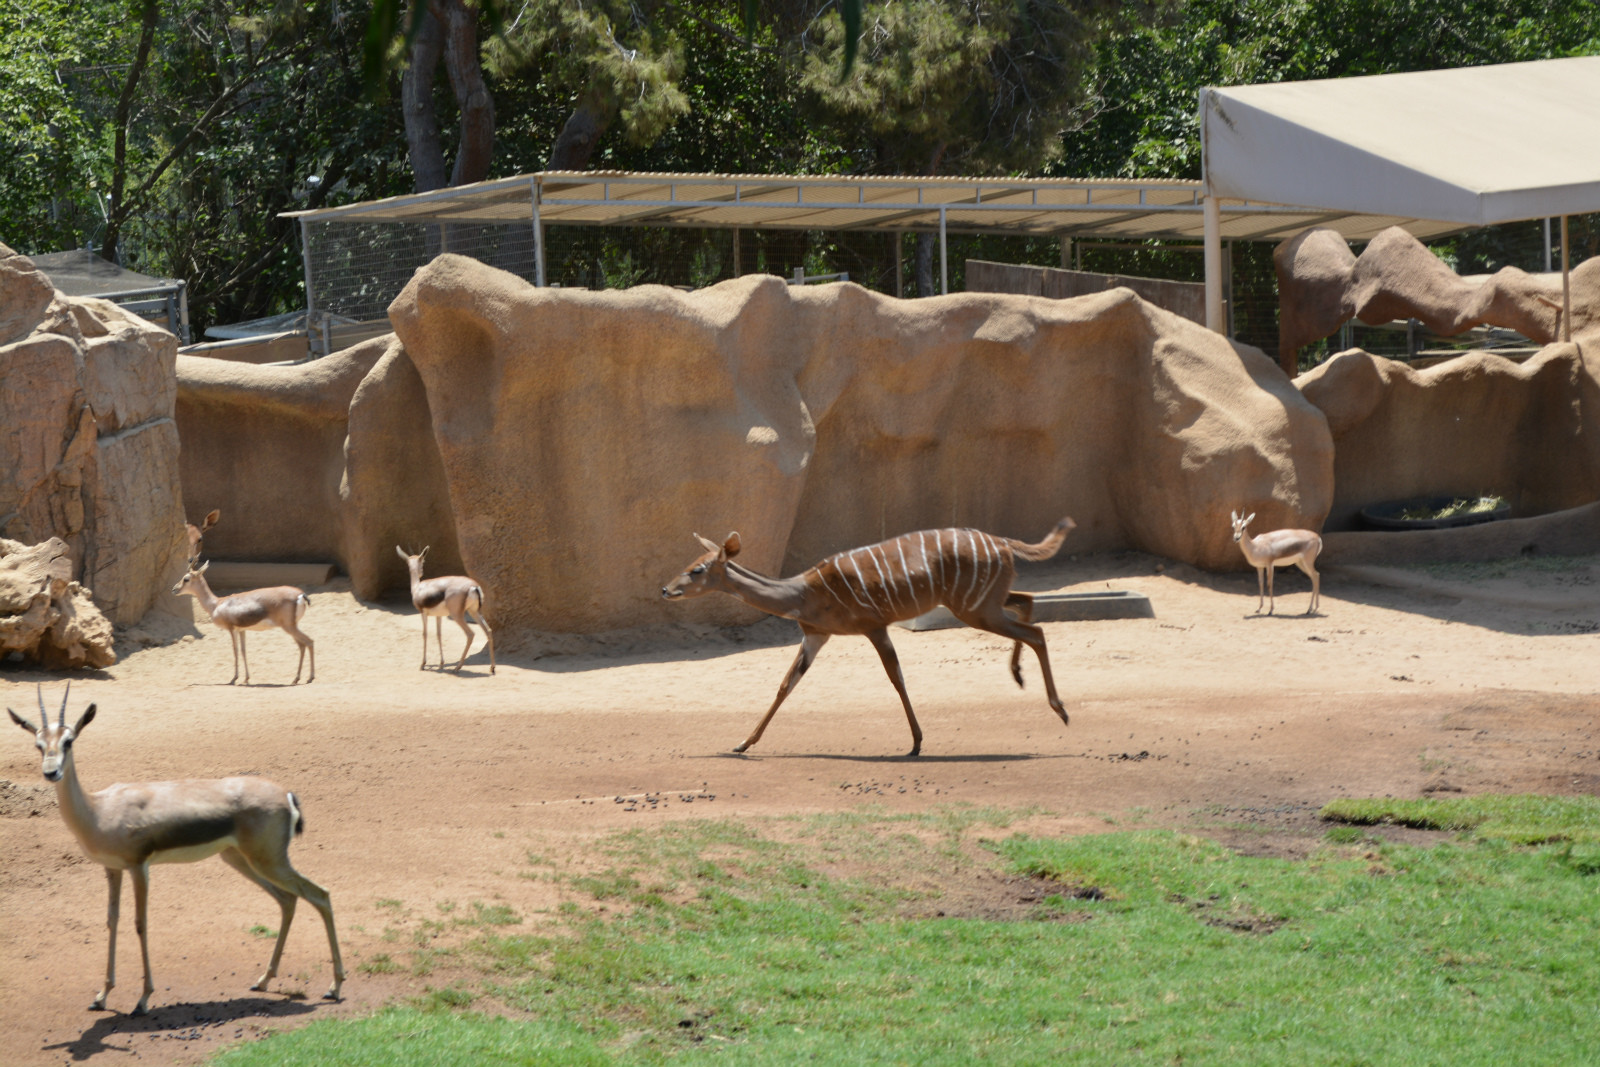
top-left (894, 590), bottom-right (1153, 632)
top-left (201, 561), bottom-right (337, 592)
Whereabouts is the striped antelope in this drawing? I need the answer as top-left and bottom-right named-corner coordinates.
top-left (7, 685), bottom-right (344, 1016)
top-left (172, 561), bottom-right (315, 684)
top-left (661, 517), bottom-right (1076, 756)
top-left (1230, 510), bottom-right (1323, 615)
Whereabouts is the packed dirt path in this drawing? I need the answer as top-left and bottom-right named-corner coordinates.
top-left (3, 552), bottom-right (1596, 1067)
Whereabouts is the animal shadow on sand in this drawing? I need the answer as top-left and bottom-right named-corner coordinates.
top-left (45, 996), bottom-right (318, 1062)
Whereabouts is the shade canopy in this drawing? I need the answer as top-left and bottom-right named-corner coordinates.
top-left (1201, 56), bottom-right (1600, 226)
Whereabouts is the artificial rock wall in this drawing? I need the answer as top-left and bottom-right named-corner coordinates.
top-left (1, 244), bottom-right (187, 625)
top-left (179, 256), bottom-right (1334, 633)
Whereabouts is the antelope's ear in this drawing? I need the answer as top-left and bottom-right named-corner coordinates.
top-left (198, 560), bottom-right (211, 574)
top-left (7, 708), bottom-right (37, 734)
top-left (395, 545), bottom-right (408, 561)
top-left (722, 532), bottom-right (741, 559)
top-left (420, 546), bottom-right (430, 560)
top-left (694, 533), bottom-right (719, 553)
top-left (73, 704), bottom-right (97, 734)
top-left (1229, 510), bottom-right (1238, 522)
top-left (203, 508), bottom-right (221, 528)
top-left (1243, 513), bottom-right (1256, 525)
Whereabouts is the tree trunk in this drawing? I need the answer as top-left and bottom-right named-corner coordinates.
top-left (402, 3), bottom-right (448, 192)
top-left (101, 0), bottom-right (159, 261)
top-left (915, 233), bottom-right (936, 298)
top-left (434, 0), bottom-right (494, 187)
top-left (546, 91), bottom-right (613, 172)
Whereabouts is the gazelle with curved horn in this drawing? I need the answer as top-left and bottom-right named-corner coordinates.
top-left (395, 546), bottom-right (496, 674)
top-left (1229, 510), bottom-right (1323, 615)
top-left (661, 518), bottom-right (1076, 756)
top-left (173, 561), bottom-right (315, 684)
top-left (7, 685), bottom-right (344, 1015)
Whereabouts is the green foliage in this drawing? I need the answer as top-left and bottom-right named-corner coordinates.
top-left (213, 804), bottom-right (1600, 1065)
top-left (1321, 793), bottom-right (1600, 844)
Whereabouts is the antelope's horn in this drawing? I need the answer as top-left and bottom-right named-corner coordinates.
top-left (59, 680), bottom-right (71, 726)
top-left (36, 683), bottom-right (45, 721)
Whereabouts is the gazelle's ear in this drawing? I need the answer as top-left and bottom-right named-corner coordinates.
top-left (199, 560), bottom-right (210, 574)
top-left (73, 704), bottom-right (97, 734)
top-left (722, 532), bottom-right (741, 559)
top-left (1230, 510), bottom-right (1238, 522)
top-left (203, 508), bottom-right (221, 528)
top-left (420, 546), bottom-right (429, 560)
top-left (1243, 513), bottom-right (1256, 525)
top-left (7, 708), bottom-right (37, 735)
top-left (396, 545), bottom-right (407, 561)
top-left (694, 533), bottom-right (719, 553)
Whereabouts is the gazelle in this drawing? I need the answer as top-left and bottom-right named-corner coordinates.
top-left (184, 508), bottom-right (221, 566)
top-left (172, 561), bottom-right (315, 684)
top-left (661, 518), bottom-right (1076, 757)
top-left (395, 546), bottom-right (496, 674)
top-left (7, 685), bottom-right (344, 1015)
top-left (1229, 510), bottom-right (1323, 615)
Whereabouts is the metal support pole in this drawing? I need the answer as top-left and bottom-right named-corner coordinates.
top-left (733, 226), bottom-right (742, 277)
top-left (939, 207), bottom-right (948, 295)
top-left (1203, 195), bottom-right (1224, 334)
top-left (1059, 237), bottom-right (1072, 270)
top-left (893, 232), bottom-right (903, 298)
top-left (1544, 218), bottom-right (1553, 273)
top-left (1561, 215), bottom-right (1571, 343)
top-left (530, 178), bottom-right (546, 287)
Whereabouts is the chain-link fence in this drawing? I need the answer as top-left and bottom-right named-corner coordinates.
top-left (301, 212), bottom-right (1597, 363)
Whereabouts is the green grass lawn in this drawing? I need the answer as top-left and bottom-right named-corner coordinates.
top-left (213, 797), bottom-right (1600, 1066)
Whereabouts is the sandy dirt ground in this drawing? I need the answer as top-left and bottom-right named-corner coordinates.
top-left (2, 551), bottom-right (1596, 1066)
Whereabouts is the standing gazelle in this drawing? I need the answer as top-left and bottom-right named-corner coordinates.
top-left (7, 685), bottom-right (344, 1016)
top-left (1229, 510), bottom-right (1323, 615)
top-left (395, 546), bottom-right (496, 674)
top-left (661, 518), bottom-right (1076, 756)
top-left (173, 561), bottom-right (315, 684)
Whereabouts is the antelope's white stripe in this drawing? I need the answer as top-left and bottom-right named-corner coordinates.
top-left (848, 553), bottom-right (883, 614)
top-left (868, 546), bottom-right (898, 613)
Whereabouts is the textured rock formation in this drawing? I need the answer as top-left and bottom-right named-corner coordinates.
top-left (179, 255), bottom-right (1334, 632)
top-left (1296, 343), bottom-right (1600, 530)
top-left (1, 244), bottom-right (187, 624)
top-left (0, 537), bottom-right (116, 668)
top-left (1276, 226), bottom-right (1573, 365)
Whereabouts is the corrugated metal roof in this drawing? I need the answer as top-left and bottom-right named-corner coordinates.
top-left (283, 170), bottom-right (1470, 243)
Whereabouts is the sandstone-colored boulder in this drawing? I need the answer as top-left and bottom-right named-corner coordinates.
top-left (0, 537), bottom-right (116, 668)
top-left (385, 256), bottom-right (1332, 631)
top-left (1276, 227), bottom-right (1576, 362)
top-left (1, 244), bottom-right (188, 624)
top-left (1296, 343), bottom-right (1600, 530)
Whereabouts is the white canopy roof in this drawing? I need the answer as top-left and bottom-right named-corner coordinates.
top-left (1201, 56), bottom-right (1600, 226)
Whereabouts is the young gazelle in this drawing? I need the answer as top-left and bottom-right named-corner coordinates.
top-left (7, 685), bottom-right (344, 1016)
top-left (1229, 510), bottom-right (1323, 615)
top-left (172, 561), bottom-right (315, 684)
top-left (661, 518), bottom-right (1076, 756)
top-left (395, 546), bottom-right (496, 674)
top-left (184, 508), bottom-right (221, 566)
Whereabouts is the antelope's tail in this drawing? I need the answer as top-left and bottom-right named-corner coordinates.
top-left (1007, 516), bottom-right (1077, 562)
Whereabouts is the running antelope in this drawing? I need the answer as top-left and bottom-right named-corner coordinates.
top-left (395, 547), bottom-right (496, 674)
top-left (661, 518), bottom-right (1076, 756)
top-left (184, 508), bottom-right (221, 566)
top-left (1230, 510), bottom-right (1323, 615)
top-left (173, 561), bottom-right (315, 684)
top-left (7, 685), bottom-right (344, 1015)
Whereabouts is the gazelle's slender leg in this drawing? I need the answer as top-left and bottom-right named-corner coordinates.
top-left (1004, 591), bottom-right (1034, 687)
top-left (863, 627), bottom-right (923, 757)
top-left (131, 862), bottom-right (154, 1015)
top-left (419, 614), bottom-right (429, 670)
top-left (239, 631), bottom-right (251, 685)
top-left (94, 867), bottom-right (121, 1010)
top-left (469, 607), bottom-right (496, 674)
top-left (452, 614), bottom-right (476, 671)
top-left (280, 622), bottom-right (313, 684)
top-left (435, 617), bottom-right (446, 669)
top-left (228, 631), bottom-right (242, 685)
top-left (1266, 564), bottom-right (1277, 615)
top-left (218, 849), bottom-right (298, 991)
top-left (1300, 559), bottom-right (1321, 614)
top-left (736, 630), bottom-right (829, 753)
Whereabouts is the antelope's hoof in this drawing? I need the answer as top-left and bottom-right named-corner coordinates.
top-left (1010, 667), bottom-right (1025, 688)
top-left (323, 988), bottom-right (342, 1002)
top-left (732, 743), bottom-right (749, 754)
